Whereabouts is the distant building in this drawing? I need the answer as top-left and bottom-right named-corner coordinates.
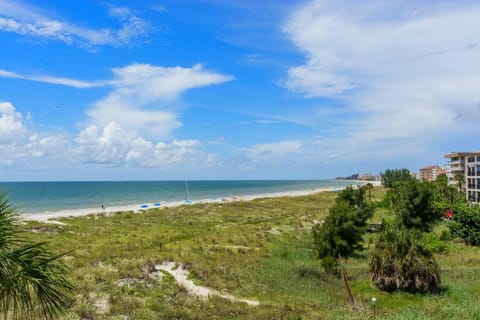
top-left (335, 173), bottom-right (379, 181)
top-left (359, 173), bottom-right (378, 181)
top-left (438, 167), bottom-right (447, 176)
top-left (445, 151), bottom-right (480, 203)
top-left (419, 165), bottom-right (442, 181)
top-left (335, 173), bottom-right (359, 180)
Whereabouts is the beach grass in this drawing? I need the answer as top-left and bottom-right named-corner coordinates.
top-left (21, 187), bottom-right (480, 319)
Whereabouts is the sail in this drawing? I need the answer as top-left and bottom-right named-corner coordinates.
top-left (184, 180), bottom-right (192, 204)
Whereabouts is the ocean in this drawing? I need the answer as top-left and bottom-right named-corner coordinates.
top-left (0, 180), bottom-right (360, 216)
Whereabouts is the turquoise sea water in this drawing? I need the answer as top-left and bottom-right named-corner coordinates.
top-left (0, 180), bottom-right (360, 215)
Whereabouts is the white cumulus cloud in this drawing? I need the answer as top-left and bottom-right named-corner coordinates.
top-left (0, 103), bottom-right (218, 175)
top-left (0, 101), bottom-right (27, 143)
top-left (87, 63), bottom-right (233, 138)
top-left (73, 122), bottom-right (210, 168)
top-left (0, 103), bottom-right (70, 164)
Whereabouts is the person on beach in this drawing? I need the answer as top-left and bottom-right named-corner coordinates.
top-left (101, 203), bottom-right (105, 209)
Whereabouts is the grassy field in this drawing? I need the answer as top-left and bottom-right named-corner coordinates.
top-left (22, 188), bottom-right (480, 319)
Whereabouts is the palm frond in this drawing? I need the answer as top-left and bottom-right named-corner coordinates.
top-left (0, 194), bottom-right (74, 319)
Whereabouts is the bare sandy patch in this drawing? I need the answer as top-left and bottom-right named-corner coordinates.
top-left (155, 262), bottom-right (259, 306)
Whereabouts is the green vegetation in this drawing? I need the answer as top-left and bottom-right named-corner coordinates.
top-left (8, 185), bottom-right (480, 319)
top-left (450, 203), bottom-right (480, 245)
top-left (432, 174), bottom-right (466, 212)
top-left (313, 186), bottom-right (373, 273)
top-left (369, 178), bottom-right (443, 293)
top-left (388, 179), bottom-right (441, 232)
top-left (366, 182), bottom-right (374, 201)
top-left (454, 172), bottom-right (465, 192)
top-left (0, 194), bottom-right (74, 319)
top-left (380, 168), bottom-right (412, 188)
top-left (368, 228), bottom-right (441, 293)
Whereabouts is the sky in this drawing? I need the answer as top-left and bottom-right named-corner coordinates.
top-left (1, 0), bottom-right (480, 181)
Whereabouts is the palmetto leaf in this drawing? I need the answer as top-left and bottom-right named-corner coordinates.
top-left (0, 194), bottom-right (74, 319)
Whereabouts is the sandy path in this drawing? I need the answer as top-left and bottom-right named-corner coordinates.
top-left (155, 262), bottom-right (259, 306)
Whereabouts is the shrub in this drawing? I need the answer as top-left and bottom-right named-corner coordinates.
top-left (421, 232), bottom-right (449, 253)
top-left (368, 228), bottom-right (441, 293)
top-left (449, 203), bottom-right (480, 246)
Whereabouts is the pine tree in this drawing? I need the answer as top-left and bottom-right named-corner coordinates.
top-left (313, 187), bottom-right (373, 273)
top-left (389, 179), bottom-right (441, 232)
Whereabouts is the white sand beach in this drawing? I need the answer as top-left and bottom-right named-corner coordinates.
top-left (21, 181), bottom-right (380, 222)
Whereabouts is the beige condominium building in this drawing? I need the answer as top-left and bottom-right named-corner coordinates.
top-left (419, 165), bottom-right (444, 181)
top-left (445, 151), bottom-right (480, 203)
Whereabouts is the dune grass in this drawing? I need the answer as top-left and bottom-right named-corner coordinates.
top-left (21, 187), bottom-right (480, 319)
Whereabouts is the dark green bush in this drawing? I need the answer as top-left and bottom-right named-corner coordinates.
top-left (389, 179), bottom-right (441, 231)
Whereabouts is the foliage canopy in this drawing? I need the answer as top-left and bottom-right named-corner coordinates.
top-left (431, 174), bottom-right (466, 211)
top-left (389, 179), bottom-right (441, 232)
top-left (380, 168), bottom-right (412, 188)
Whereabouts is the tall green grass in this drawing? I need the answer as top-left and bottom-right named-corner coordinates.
top-left (21, 188), bottom-right (480, 319)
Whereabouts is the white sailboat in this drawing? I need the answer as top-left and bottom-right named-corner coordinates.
top-left (184, 180), bottom-right (192, 204)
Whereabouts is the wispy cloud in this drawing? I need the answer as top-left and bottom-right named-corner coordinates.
top-left (0, 69), bottom-right (105, 88)
top-left (237, 119), bottom-right (281, 126)
top-left (246, 140), bottom-right (302, 157)
top-left (282, 0), bottom-right (480, 162)
top-left (0, 1), bottom-right (152, 48)
top-left (151, 5), bottom-right (168, 13)
top-left (107, 5), bottom-right (151, 43)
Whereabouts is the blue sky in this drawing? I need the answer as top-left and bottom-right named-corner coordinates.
top-left (1, 0), bottom-right (479, 181)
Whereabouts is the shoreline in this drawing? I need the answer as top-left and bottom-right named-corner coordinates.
top-left (21, 181), bottom-right (381, 222)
